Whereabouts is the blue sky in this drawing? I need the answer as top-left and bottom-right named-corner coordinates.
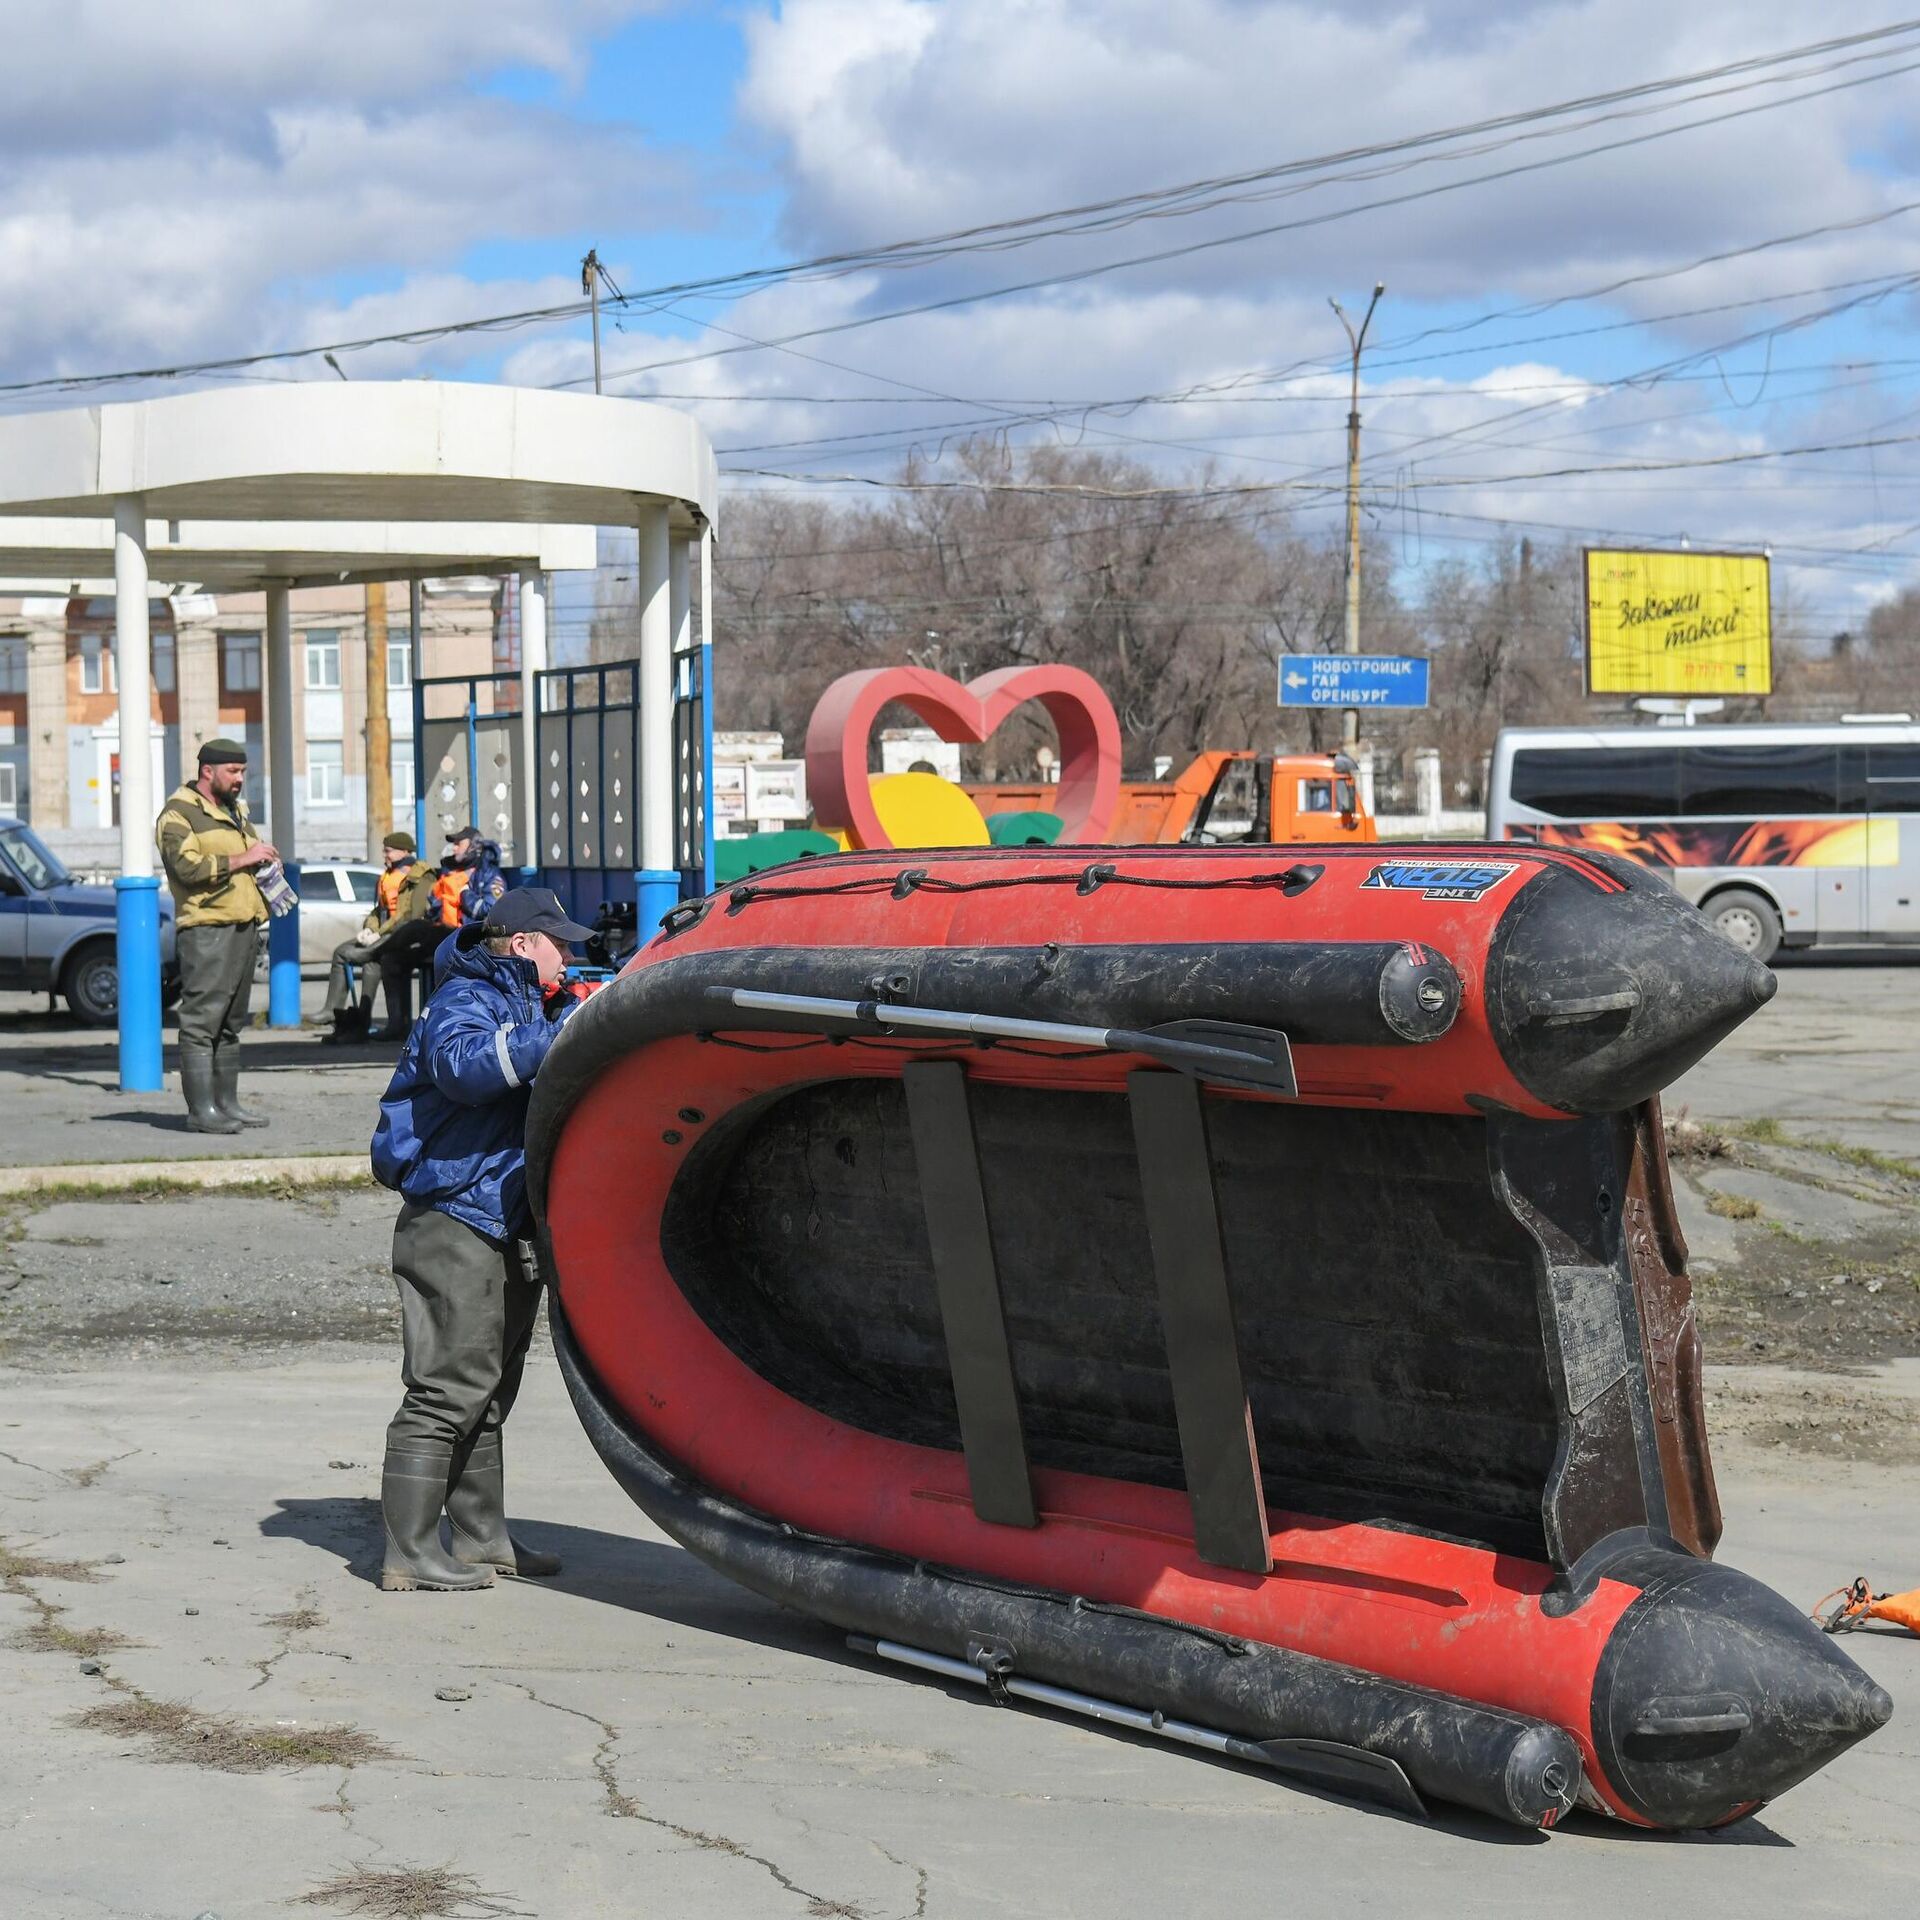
top-left (464, 7), bottom-right (774, 325)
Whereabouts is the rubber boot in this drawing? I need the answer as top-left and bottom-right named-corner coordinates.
top-left (180, 1046), bottom-right (241, 1135)
top-left (380, 1446), bottom-right (494, 1592)
top-left (212, 1046), bottom-right (268, 1129)
top-left (447, 1433), bottom-right (561, 1578)
top-left (321, 1003), bottom-right (371, 1047)
top-left (372, 966), bottom-right (413, 1042)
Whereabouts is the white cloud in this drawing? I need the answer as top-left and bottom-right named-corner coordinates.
top-left (0, 2), bottom-right (682, 385)
top-left (738, 0), bottom-right (1920, 309)
top-left (711, 0), bottom-right (1920, 615)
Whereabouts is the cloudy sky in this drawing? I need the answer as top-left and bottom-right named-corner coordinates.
top-left (4, 1), bottom-right (1918, 636)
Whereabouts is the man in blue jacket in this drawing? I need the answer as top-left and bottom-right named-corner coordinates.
top-left (370, 886), bottom-right (594, 1592)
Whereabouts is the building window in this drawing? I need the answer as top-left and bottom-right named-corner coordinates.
top-left (0, 763), bottom-right (16, 809)
top-left (152, 632), bottom-right (176, 695)
top-left (388, 639), bottom-right (412, 691)
top-left (308, 740), bottom-right (345, 807)
top-left (0, 637), bottom-right (23, 695)
top-left (305, 632), bottom-right (341, 691)
top-left (80, 632), bottom-right (114, 695)
top-left (391, 748), bottom-right (416, 807)
top-left (221, 632), bottom-right (262, 694)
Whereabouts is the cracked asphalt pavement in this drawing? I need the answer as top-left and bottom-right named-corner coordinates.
top-left (0, 962), bottom-right (1915, 1915)
top-left (2, 1349), bottom-right (1916, 1916)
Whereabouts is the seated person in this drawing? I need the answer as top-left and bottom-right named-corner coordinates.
top-left (318, 832), bottom-right (434, 1044)
top-left (433, 824), bottom-right (508, 931)
top-left (373, 825), bottom-right (510, 1042)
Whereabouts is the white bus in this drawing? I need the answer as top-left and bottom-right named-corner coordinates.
top-left (1486, 722), bottom-right (1920, 963)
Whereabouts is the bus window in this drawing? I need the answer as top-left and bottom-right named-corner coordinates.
top-left (1508, 747), bottom-right (1682, 818)
top-left (1866, 744), bottom-right (1920, 812)
top-left (1680, 743), bottom-right (1839, 816)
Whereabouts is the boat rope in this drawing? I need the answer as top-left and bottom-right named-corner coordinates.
top-left (725, 861), bottom-right (1323, 912)
top-left (1813, 1576), bottom-right (1920, 1635)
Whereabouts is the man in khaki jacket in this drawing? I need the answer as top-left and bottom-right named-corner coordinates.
top-left (155, 738), bottom-right (278, 1133)
top-left (316, 831), bottom-right (434, 1044)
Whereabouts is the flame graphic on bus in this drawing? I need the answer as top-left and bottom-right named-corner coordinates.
top-left (1507, 818), bottom-right (1897, 869)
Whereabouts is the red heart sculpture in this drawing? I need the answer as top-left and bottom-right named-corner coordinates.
top-left (804, 664), bottom-right (1123, 850)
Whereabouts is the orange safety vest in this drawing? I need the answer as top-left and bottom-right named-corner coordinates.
top-left (376, 865), bottom-right (406, 919)
top-left (432, 868), bottom-right (468, 928)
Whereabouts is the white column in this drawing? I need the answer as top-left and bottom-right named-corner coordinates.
top-left (112, 496), bottom-right (162, 1091)
top-left (113, 499), bottom-right (153, 875)
top-left (699, 522), bottom-right (715, 882)
top-left (637, 503), bottom-right (674, 888)
top-left (669, 534), bottom-right (692, 872)
top-left (517, 570), bottom-right (547, 873)
top-left (1414, 747), bottom-right (1442, 827)
top-left (266, 583), bottom-right (296, 859)
top-left (670, 535), bottom-right (691, 658)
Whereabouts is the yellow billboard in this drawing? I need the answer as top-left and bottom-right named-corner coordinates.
top-left (1584, 548), bottom-right (1771, 696)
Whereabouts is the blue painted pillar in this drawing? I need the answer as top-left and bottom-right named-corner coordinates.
top-left (635, 868), bottom-right (679, 934)
top-left (114, 875), bottom-right (163, 1092)
top-left (111, 496), bottom-right (164, 1092)
top-left (264, 583), bottom-right (300, 1028)
top-left (267, 859), bottom-right (302, 1026)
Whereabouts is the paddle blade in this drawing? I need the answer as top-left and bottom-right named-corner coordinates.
top-left (1125, 1019), bottom-right (1297, 1095)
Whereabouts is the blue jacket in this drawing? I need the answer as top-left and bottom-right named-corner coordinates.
top-left (370, 929), bottom-right (578, 1242)
top-left (459, 838), bottom-right (508, 923)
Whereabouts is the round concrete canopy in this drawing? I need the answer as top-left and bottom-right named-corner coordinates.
top-left (0, 516), bottom-right (597, 595)
top-left (0, 517), bottom-right (597, 594)
top-left (0, 382), bottom-right (716, 532)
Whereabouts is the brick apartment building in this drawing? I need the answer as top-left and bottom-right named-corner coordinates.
top-left (0, 578), bottom-right (505, 867)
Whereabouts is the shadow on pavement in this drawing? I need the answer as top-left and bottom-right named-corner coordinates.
top-left (254, 1495), bottom-right (1793, 1846)
top-left (261, 1495), bottom-right (818, 1649)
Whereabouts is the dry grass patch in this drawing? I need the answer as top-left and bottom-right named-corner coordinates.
top-left (295, 1866), bottom-right (521, 1919)
top-left (1705, 1190), bottom-right (1764, 1221)
top-left (72, 1692), bottom-right (394, 1773)
top-left (1668, 1113), bottom-right (1736, 1162)
top-left (10, 1619), bottom-right (133, 1657)
top-left (265, 1606), bottom-right (324, 1632)
top-left (0, 1541), bottom-right (100, 1583)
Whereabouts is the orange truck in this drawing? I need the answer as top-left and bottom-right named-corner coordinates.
top-left (969, 750), bottom-right (1376, 846)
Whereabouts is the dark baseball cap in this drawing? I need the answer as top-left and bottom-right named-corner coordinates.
top-left (444, 823), bottom-right (479, 842)
top-left (481, 888), bottom-right (594, 945)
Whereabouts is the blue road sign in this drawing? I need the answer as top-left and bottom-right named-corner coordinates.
top-left (1277, 654), bottom-right (1430, 709)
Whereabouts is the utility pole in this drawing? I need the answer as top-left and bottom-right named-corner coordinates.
top-left (582, 248), bottom-right (604, 395)
top-left (1330, 282), bottom-right (1385, 752)
top-left (364, 582), bottom-right (390, 857)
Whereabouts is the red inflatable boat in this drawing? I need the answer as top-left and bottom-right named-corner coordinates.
top-left (529, 842), bottom-right (1890, 1831)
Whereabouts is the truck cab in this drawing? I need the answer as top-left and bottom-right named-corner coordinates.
top-left (0, 818), bottom-right (178, 1024)
top-left (1181, 751), bottom-right (1378, 845)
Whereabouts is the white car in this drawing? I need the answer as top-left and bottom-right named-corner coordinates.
top-left (251, 861), bottom-right (390, 977)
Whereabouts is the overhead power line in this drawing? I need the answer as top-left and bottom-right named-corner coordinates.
top-left (578, 48), bottom-right (1920, 389)
top-left (2, 20), bottom-right (1916, 403)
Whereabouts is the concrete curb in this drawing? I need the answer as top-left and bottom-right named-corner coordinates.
top-left (0, 1153), bottom-right (372, 1197)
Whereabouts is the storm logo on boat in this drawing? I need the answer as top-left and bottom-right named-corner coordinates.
top-left (1361, 859), bottom-right (1520, 902)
